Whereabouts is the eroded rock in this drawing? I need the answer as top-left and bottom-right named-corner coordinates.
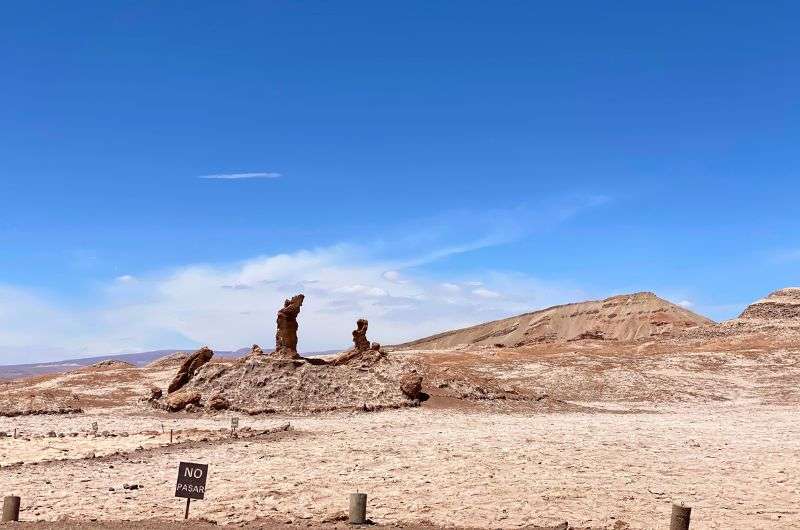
top-left (353, 319), bottom-right (370, 352)
top-left (207, 394), bottom-right (230, 410)
top-left (165, 390), bottom-right (202, 412)
top-left (331, 320), bottom-right (385, 366)
top-left (167, 346), bottom-right (214, 394)
top-left (400, 371), bottom-right (423, 399)
top-left (274, 294), bottom-right (304, 359)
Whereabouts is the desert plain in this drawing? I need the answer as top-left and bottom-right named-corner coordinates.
top-left (2, 290), bottom-right (800, 529)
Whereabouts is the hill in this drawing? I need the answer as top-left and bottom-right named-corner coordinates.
top-left (395, 291), bottom-right (713, 349)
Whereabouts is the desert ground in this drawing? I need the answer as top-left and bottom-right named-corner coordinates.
top-left (2, 291), bottom-right (800, 529)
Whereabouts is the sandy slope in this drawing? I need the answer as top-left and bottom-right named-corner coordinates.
top-left (396, 292), bottom-right (712, 349)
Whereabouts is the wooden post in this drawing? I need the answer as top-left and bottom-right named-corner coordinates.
top-left (184, 498), bottom-right (191, 519)
top-left (670, 503), bottom-right (691, 530)
top-left (2, 496), bottom-right (21, 522)
top-left (349, 492), bottom-right (367, 524)
top-left (12, 428), bottom-right (16, 439)
top-left (170, 429), bottom-right (173, 443)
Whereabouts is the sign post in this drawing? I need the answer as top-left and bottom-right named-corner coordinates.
top-left (231, 417), bottom-right (239, 435)
top-left (175, 462), bottom-right (208, 519)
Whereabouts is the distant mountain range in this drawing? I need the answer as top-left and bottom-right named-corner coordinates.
top-left (0, 347), bottom-right (342, 380)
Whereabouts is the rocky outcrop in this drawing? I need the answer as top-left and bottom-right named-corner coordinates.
top-left (167, 346), bottom-right (214, 394)
top-left (331, 320), bottom-right (385, 366)
top-left (400, 372), bottom-right (423, 399)
top-left (738, 288), bottom-right (800, 322)
top-left (249, 344), bottom-right (265, 356)
top-left (164, 390), bottom-right (201, 412)
top-left (353, 319), bottom-right (371, 352)
top-left (693, 287), bottom-right (800, 338)
top-left (207, 394), bottom-right (230, 410)
top-left (274, 294), bottom-right (304, 359)
top-left (183, 352), bottom-right (420, 414)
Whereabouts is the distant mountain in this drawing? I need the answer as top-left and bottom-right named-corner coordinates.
top-left (395, 292), bottom-right (713, 349)
top-left (0, 347), bottom-right (342, 380)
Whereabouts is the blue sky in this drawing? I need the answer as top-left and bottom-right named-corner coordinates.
top-left (1, 1), bottom-right (798, 362)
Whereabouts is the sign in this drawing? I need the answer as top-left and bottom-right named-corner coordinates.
top-left (175, 462), bottom-right (208, 500)
top-left (231, 417), bottom-right (239, 430)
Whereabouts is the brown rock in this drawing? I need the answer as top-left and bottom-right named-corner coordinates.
top-left (274, 294), bottom-right (304, 359)
top-left (400, 372), bottom-right (423, 399)
top-left (165, 390), bottom-right (201, 412)
top-left (249, 344), bottom-right (265, 355)
top-left (331, 320), bottom-right (385, 366)
top-left (167, 346), bottom-right (214, 394)
top-left (147, 387), bottom-right (162, 401)
top-left (207, 394), bottom-right (230, 410)
top-left (352, 319), bottom-right (370, 352)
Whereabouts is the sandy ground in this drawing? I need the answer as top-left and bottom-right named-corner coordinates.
top-left (3, 338), bottom-right (800, 529)
top-left (2, 403), bottom-right (798, 529)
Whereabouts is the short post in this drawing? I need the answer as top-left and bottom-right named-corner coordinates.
top-left (349, 492), bottom-right (367, 524)
top-left (170, 429), bottom-right (173, 443)
top-left (12, 428), bottom-right (16, 439)
top-left (670, 503), bottom-right (691, 530)
top-left (184, 498), bottom-right (191, 519)
top-left (2, 496), bottom-right (21, 522)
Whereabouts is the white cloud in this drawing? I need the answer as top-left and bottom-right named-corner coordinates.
top-left (440, 283), bottom-right (461, 293)
top-left (381, 270), bottom-right (409, 284)
top-left (0, 197), bottom-right (612, 363)
top-left (197, 172), bottom-right (282, 180)
top-left (677, 300), bottom-right (694, 308)
top-left (0, 246), bottom-right (585, 363)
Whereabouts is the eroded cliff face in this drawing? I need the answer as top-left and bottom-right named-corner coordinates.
top-left (738, 288), bottom-right (800, 323)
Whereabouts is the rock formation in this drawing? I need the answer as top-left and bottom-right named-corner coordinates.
top-left (167, 346), bottom-right (214, 394)
top-left (207, 394), bottom-right (230, 410)
top-left (331, 319), bottom-right (385, 366)
top-left (274, 294), bottom-right (304, 359)
top-left (738, 288), bottom-right (800, 323)
top-left (249, 344), bottom-right (265, 355)
top-left (400, 371), bottom-right (423, 399)
top-left (165, 390), bottom-right (201, 412)
top-left (353, 319), bottom-right (371, 352)
top-left (694, 287), bottom-right (800, 338)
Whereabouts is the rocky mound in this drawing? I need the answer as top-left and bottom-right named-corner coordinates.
top-left (0, 390), bottom-right (83, 417)
top-left (146, 351), bottom-right (190, 368)
top-left (738, 288), bottom-right (800, 323)
top-left (149, 296), bottom-right (423, 414)
top-left (171, 354), bottom-right (421, 414)
top-left (396, 292), bottom-right (713, 349)
top-left (694, 288), bottom-right (800, 339)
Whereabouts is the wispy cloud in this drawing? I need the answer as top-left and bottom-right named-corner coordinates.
top-left (0, 197), bottom-right (610, 363)
top-left (197, 172), bottom-right (282, 180)
top-left (0, 246), bottom-right (586, 363)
